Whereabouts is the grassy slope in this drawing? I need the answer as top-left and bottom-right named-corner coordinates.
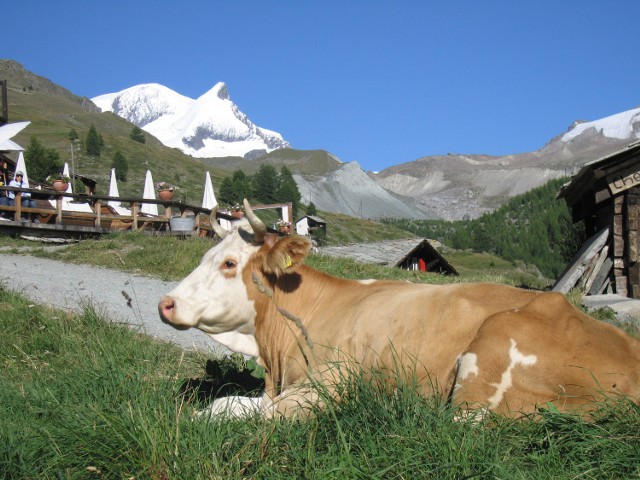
top-left (2, 60), bottom-right (342, 205)
top-left (2, 60), bottom-right (229, 202)
top-left (0, 251), bottom-right (637, 478)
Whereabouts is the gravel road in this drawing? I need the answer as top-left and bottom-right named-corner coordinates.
top-left (0, 252), bottom-right (224, 354)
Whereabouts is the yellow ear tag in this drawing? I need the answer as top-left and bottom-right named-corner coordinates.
top-left (284, 254), bottom-right (293, 268)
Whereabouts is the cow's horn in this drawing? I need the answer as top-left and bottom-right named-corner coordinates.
top-left (209, 205), bottom-right (229, 239)
top-left (243, 198), bottom-right (266, 243)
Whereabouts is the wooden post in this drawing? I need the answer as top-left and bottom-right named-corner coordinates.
top-left (94, 199), bottom-right (102, 228)
top-left (131, 202), bottom-right (139, 230)
top-left (55, 195), bottom-right (63, 224)
top-left (15, 192), bottom-right (22, 220)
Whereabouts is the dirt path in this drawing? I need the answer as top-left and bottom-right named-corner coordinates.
top-left (0, 252), bottom-right (224, 353)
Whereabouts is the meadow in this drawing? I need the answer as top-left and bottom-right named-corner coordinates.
top-left (0, 234), bottom-right (639, 478)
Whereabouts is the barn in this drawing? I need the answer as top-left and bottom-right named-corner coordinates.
top-left (555, 140), bottom-right (640, 298)
top-left (319, 238), bottom-right (458, 275)
top-left (295, 215), bottom-right (327, 237)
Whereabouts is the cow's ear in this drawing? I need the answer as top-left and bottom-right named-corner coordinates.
top-left (262, 236), bottom-right (312, 275)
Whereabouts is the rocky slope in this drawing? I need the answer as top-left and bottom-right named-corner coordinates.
top-left (371, 110), bottom-right (639, 220)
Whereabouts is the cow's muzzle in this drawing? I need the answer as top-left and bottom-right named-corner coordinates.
top-left (158, 296), bottom-right (191, 330)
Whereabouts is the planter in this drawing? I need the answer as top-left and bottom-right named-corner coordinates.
top-left (52, 180), bottom-right (68, 192)
top-left (170, 216), bottom-right (195, 233)
top-left (158, 189), bottom-right (174, 201)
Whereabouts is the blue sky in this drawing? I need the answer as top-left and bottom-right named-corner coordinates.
top-left (4, 1), bottom-right (640, 172)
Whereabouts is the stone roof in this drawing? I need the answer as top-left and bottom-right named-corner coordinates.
top-left (319, 238), bottom-right (458, 274)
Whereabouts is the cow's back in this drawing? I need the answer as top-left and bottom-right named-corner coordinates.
top-left (269, 279), bottom-right (541, 400)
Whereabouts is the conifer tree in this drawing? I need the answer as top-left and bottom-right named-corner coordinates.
top-left (24, 136), bottom-right (63, 182)
top-left (276, 166), bottom-right (301, 217)
top-left (252, 164), bottom-right (278, 204)
top-left (129, 126), bottom-right (146, 144)
top-left (111, 150), bottom-right (129, 181)
top-left (85, 124), bottom-right (102, 156)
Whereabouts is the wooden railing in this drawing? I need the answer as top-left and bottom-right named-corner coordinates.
top-left (0, 186), bottom-right (225, 234)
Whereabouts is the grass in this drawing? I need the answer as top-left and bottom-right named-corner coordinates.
top-left (0, 285), bottom-right (638, 478)
top-left (0, 231), bottom-right (548, 287)
top-left (0, 234), bottom-right (638, 477)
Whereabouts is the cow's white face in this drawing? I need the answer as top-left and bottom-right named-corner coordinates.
top-left (159, 222), bottom-right (261, 356)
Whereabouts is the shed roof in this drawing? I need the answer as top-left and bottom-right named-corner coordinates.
top-left (319, 238), bottom-right (458, 275)
top-left (558, 140), bottom-right (640, 206)
top-left (297, 215), bottom-right (327, 224)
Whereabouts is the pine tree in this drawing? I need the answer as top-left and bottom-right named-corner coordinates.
top-left (129, 126), bottom-right (146, 144)
top-left (85, 124), bottom-right (102, 156)
top-left (24, 136), bottom-right (63, 182)
top-left (219, 177), bottom-right (235, 205)
top-left (252, 164), bottom-right (278, 204)
top-left (111, 150), bottom-right (129, 182)
top-left (231, 170), bottom-right (252, 202)
top-left (276, 166), bottom-right (301, 217)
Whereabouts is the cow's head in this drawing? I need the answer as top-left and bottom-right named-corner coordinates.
top-left (158, 199), bottom-right (311, 357)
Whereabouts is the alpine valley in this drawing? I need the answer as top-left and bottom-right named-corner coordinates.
top-left (3, 59), bottom-right (640, 221)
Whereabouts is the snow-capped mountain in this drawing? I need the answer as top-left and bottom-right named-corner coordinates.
top-left (561, 106), bottom-right (640, 143)
top-left (371, 105), bottom-right (640, 220)
top-left (92, 82), bottom-right (290, 159)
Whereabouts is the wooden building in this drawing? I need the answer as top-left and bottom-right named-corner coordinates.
top-left (556, 140), bottom-right (640, 297)
top-left (295, 215), bottom-right (327, 237)
top-left (320, 238), bottom-right (458, 275)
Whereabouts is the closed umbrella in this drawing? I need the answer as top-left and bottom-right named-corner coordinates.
top-left (140, 170), bottom-right (158, 216)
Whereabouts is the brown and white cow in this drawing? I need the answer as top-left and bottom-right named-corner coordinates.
top-left (159, 200), bottom-right (640, 419)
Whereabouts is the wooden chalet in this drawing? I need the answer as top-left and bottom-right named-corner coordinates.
top-left (295, 214), bottom-right (327, 237)
top-left (319, 238), bottom-right (458, 275)
top-left (555, 140), bottom-right (640, 298)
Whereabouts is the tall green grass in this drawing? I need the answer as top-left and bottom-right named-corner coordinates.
top-left (1, 285), bottom-right (638, 478)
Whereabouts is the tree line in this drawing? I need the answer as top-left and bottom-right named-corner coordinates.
top-left (382, 178), bottom-right (584, 279)
top-left (219, 165), bottom-right (302, 217)
top-left (23, 125), bottom-right (133, 185)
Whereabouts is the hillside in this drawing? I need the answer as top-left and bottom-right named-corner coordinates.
top-left (0, 60), bottom-right (229, 203)
top-left (383, 177), bottom-right (582, 278)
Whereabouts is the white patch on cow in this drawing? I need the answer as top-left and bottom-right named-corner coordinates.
top-left (487, 338), bottom-right (537, 410)
top-left (209, 331), bottom-right (259, 357)
top-left (458, 353), bottom-right (480, 380)
top-left (453, 352), bottom-right (480, 394)
top-left (194, 395), bottom-right (264, 419)
top-left (358, 279), bottom-right (377, 285)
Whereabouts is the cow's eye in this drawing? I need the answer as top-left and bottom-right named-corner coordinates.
top-left (222, 259), bottom-right (237, 270)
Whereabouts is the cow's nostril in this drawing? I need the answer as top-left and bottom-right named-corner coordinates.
top-left (159, 297), bottom-right (176, 321)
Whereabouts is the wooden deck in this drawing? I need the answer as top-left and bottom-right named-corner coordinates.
top-left (0, 186), bottom-right (225, 240)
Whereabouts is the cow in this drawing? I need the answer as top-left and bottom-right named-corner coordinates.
top-left (159, 199), bottom-right (640, 419)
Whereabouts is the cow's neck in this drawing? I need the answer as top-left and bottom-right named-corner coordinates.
top-left (247, 264), bottom-right (357, 393)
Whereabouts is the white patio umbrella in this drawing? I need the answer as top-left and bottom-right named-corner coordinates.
top-left (202, 171), bottom-right (217, 209)
top-left (140, 170), bottom-right (158, 216)
top-left (0, 121), bottom-right (30, 151)
top-left (108, 168), bottom-right (121, 207)
top-left (50, 162), bottom-right (93, 212)
top-left (62, 163), bottom-right (72, 193)
top-left (108, 168), bottom-right (132, 215)
top-left (14, 152), bottom-right (30, 187)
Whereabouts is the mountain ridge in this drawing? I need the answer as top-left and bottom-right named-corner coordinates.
top-left (92, 83), bottom-right (290, 159)
top-left (4, 58), bottom-right (640, 221)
